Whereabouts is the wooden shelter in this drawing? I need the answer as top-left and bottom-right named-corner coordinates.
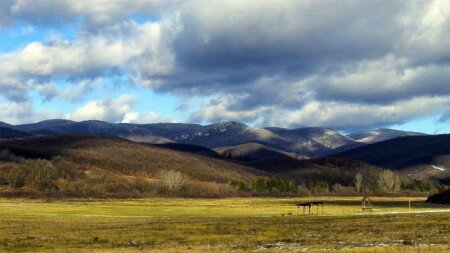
top-left (296, 201), bottom-right (324, 215)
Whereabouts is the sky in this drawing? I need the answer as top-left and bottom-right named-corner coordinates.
top-left (0, 0), bottom-right (449, 134)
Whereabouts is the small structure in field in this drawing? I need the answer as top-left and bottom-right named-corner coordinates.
top-left (361, 196), bottom-right (373, 212)
top-left (296, 201), bottom-right (324, 215)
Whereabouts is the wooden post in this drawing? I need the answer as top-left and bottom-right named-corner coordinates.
top-left (408, 200), bottom-right (411, 211)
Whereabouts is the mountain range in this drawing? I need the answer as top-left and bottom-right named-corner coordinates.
top-left (0, 119), bottom-right (426, 157)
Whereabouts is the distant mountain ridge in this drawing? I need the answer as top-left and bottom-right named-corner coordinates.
top-left (0, 119), bottom-right (428, 157)
top-left (348, 128), bottom-right (427, 144)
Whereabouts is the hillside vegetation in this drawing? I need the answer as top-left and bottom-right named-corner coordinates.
top-left (0, 134), bottom-right (447, 198)
top-left (0, 135), bottom-right (264, 198)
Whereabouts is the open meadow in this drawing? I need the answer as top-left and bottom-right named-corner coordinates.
top-left (0, 197), bottom-right (449, 252)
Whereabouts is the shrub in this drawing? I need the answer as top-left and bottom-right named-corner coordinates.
top-left (51, 156), bottom-right (83, 180)
top-left (0, 149), bottom-right (23, 163)
top-left (252, 177), bottom-right (297, 193)
top-left (183, 181), bottom-right (239, 198)
top-left (7, 168), bottom-right (26, 188)
top-left (401, 179), bottom-right (440, 193)
top-left (378, 169), bottom-right (401, 193)
top-left (232, 178), bottom-right (297, 194)
top-left (231, 180), bottom-right (250, 191)
top-left (5, 158), bottom-right (82, 192)
top-left (332, 183), bottom-right (355, 196)
top-left (307, 180), bottom-right (329, 194)
top-left (158, 170), bottom-right (188, 193)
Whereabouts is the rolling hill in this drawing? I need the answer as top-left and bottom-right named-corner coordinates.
top-left (332, 134), bottom-right (450, 179)
top-left (0, 134), bottom-right (383, 190)
top-left (213, 142), bottom-right (384, 187)
top-left (215, 142), bottom-right (296, 161)
top-left (1, 119), bottom-right (439, 160)
top-left (0, 126), bottom-right (33, 139)
top-left (0, 135), bottom-right (264, 183)
top-left (155, 142), bottom-right (221, 158)
top-left (0, 122), bottom-right (14, 128)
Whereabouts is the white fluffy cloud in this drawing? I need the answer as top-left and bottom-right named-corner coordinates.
top-left (66, 94), bottom-right (176, 123)
top-left (281, 96), bottom-right (450, 129)
top-left (0, 100), bottom-right (62, 124)
top-left (67, 95), bottom-right (137, 122)
top-left (0, 20), bottom-right (168, 101)
top-left (122, 111), bottom-right (177, 124)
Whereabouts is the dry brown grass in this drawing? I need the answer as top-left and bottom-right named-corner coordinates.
top-left (0, 135), bottom-right (265, 183)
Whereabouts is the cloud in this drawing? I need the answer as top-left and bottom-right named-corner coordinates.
top-left (0, 20), bottom-right (167, 102)
top-left (162, 0), bottom-right (450, 129)
top-left (67, 94), bottom-right (137, 122)
top-left (0, 99), bottom-right (62, 124)
top-left (1, 0), bottom-right (450, 130)
top-left (306, 56), bottom-right (450, 104)
top-left (439, 108), bottom-right (450, 123)
top-left (281, 96), bottom-right (450, 130)
top-left (3, 0), bottom-right (170, 30)
top-left (62, 78), bottom-right (103, 102)
top-left (122, 111), bottom-right (177, 124)
top-left (66, 94), bottom-right (177, 123)
top-left (189, 94), bottom-right (272, 124)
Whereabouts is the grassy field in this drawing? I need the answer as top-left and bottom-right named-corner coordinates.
top-left (0, 197), bottom-right (449, 252)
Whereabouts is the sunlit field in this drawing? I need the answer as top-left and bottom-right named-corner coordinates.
top-left (0, 197), bottom-right (449, 252)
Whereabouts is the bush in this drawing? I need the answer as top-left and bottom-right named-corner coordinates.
top-left (7, 168), bottom-right (26, 188)
top-left (332, 183), bottom-right (355, 196)
top-left (378, 169), bottom-right (401, 193)
top-left (231, 180), bottom-right (250, 191)
top-left (51, 156), bottom-right (83, 180)
top-left (158, 170), bottom-right (188, 193)
top-left (252, 177), bottom-right (297, 193)
top-left (0, 149), bottom-right (23, 163)
top-left (182, 181), bottom-right (239, 198)
top-left (307, 180), bottom-right (329, 194)
top-left (401, 179), bottom-right (441, 193)
top-left (231, 177), bottom-right (297, 194)
top-left (5, 158), bottom-right (83, 192)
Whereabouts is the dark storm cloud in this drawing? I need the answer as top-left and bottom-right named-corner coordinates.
top-left (158, 0), bottom-right (408, 97)
top-left (152, 0), bottom-right (450, 129)
top-left (1, 0), bottom-right (169, 30)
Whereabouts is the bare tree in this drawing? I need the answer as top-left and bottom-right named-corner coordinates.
top-left (158, 170), bottom-right (187, 193)
top-left (354, 172), bottom-right (363, 194)
top-left (378, 169), bottom-right (400, 193)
